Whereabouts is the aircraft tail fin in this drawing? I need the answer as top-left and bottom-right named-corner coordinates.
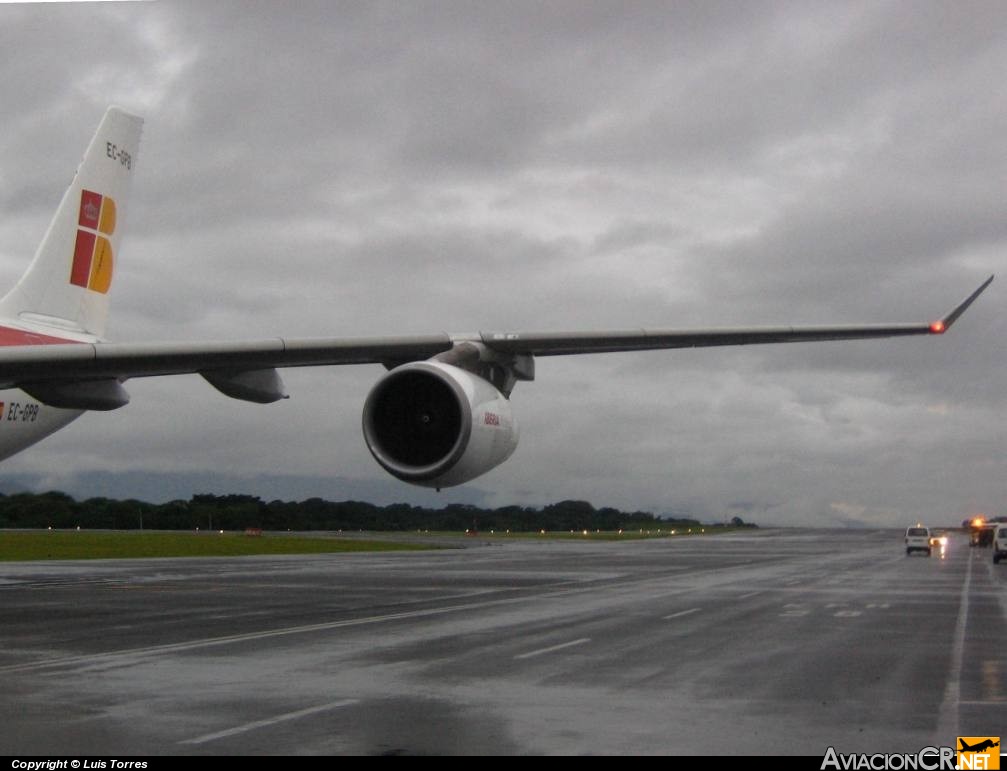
top-left (0, 107), bottom-right (143, 340)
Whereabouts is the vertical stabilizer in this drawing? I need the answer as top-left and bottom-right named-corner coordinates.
top-left (0, 107), bottom-right (143, 340)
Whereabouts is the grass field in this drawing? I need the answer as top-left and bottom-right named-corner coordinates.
top-left (0, 526), bottom-right (743, 561)
top-left (0, 530), bottom-right (436, 561)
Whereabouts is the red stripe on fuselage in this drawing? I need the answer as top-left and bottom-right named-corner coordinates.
top-left (0, 325), bottom-right (81, 346)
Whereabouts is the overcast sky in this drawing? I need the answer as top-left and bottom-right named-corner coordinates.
top-left (0, 1), bottom-right (1003, 526)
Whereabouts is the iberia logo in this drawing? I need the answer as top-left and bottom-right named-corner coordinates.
top-left (70, 188), bottom-right (116, 294)
top-left (958, 737), bottom-right (1000, 770)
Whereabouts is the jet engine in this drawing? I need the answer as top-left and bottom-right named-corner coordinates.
top-left (362, 361), bottom-right (518, 488)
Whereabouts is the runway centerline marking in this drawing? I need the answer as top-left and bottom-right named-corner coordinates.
top-left (662, 608), bottom-right (702, 620)
top-left (180, 699), bottom-right (359, 745)
top-left (515, 638), bottom-right (591, 660)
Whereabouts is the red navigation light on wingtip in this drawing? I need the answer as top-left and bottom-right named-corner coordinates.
top-left (929, 320), bottom-right (946, 334)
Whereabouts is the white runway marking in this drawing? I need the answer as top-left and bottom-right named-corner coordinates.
top-left (779, 607), bottom-right (809, 617)
top-left (0, 588), bottom-right (589, 674)
top-left (937, 549), bottom-right (973, 739)
top-left (0, 604), bottom-right (484, 673)
top-left (1, 573), bottom-right (725, 675)
top-left (180, 699), bottom-right (359, 745)
top-left (662, 607), bottom-right (702, 620)
top-left (514, 637), bottom-right (591, 660)
top-left (958, 700), bottom-right (1007, 705)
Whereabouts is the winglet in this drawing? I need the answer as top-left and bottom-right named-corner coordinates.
top-left (930, 274), bottom-right (994, 334)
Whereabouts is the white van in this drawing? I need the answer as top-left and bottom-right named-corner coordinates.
top-left (905, 526), bottom-right (931, 556)
top-left (993, 524), bottom-right (1007, 565)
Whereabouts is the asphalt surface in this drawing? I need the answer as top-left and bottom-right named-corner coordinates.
top-left (0, 529), bottom-right (1004, 755)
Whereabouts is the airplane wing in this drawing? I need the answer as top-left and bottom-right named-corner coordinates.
top-left (482, 274), bottom-right (994, 355)
top-left (0, 334), bottom-right (456, 384)
top-left (0, 274), bottom-right (992, 391)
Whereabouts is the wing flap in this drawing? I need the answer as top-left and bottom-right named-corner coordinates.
top-left (0, 334), bottom-right (454, 387)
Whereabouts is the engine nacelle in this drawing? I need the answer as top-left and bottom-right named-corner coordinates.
top-left (362, 361), bottom-right (518, 488)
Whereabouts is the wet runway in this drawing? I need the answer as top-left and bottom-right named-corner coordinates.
top-left (1, 528), bottom-right (1004, 755)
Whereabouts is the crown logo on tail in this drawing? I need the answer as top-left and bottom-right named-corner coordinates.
top-left (70, 189), bottom-right (116, 294)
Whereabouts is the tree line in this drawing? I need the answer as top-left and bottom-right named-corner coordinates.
top-left (0, 491), bottom-right (751, 533)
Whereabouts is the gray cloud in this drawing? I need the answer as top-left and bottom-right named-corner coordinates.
top-left (0, 1), bottom-right (1002, 527)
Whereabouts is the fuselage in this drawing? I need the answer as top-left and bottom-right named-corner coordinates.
top-left (0, 324), bottom-right (90, 460)
top-left (0, 387), bottom-right (80, 461)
